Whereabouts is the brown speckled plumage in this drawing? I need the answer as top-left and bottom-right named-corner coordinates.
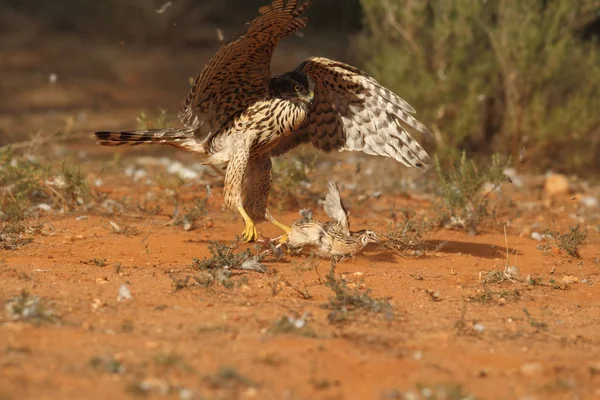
top-left (272, 57), bottom-right (432, 168)
top-left (93, 0), bottom-right (430, 242)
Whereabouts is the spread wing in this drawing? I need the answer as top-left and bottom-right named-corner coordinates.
top-left (323, 181), bottom-right (350, 235)
top-left (271, 57), bottom-right (432, 169)
top-left (178, 0), bottom-right (313, 142)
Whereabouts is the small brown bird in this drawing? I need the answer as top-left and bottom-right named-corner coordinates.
top-left (93, 0), bottom-right (430, 243)
top-left (286, 182), bottom-right (379, 259)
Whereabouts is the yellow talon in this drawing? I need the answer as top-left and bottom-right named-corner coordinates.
top-left (265, 210), bottom-right (291, 233)
top-left (277, 234), bottom-right (288, 244)
top-left (241, 222), bottom-right (258, 243)
top-left (238, 206), bottom-right (259, 243)
top-left (271, 219), bottom-right (291, 234)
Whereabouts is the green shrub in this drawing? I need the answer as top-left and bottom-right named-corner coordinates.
top-left (434, 152), bottom-right (508, 234)
top-left (0, 148), bottom-right (50, 221)
top-left (358, 0), bottom-right (600, 173)
top-left (0, 148), bottom-right (89, 221)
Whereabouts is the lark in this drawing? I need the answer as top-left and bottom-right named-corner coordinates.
top-left (286, 182), bottom-right (379, 259)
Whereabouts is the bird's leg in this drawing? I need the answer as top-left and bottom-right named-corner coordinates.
top-left (265, 210), bottom-right (291, 233)
top-left (237, 206), bottom-right (259, 243)
top-left (265, 209), bottom-right (291, 244)
top-left (224, 143), bottom-right (258, 242)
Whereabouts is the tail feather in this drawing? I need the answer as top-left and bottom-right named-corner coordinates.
top-left (93, 128), bottom-right (195, 147)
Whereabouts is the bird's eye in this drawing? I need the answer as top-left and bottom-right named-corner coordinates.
top-left (294, 84), bottom-right (301, 92)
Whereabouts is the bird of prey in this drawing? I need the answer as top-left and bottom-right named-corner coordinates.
top-left (93, 0), bottom-right (431, 243)
top-left (286, 181), bottom-right (379, 259)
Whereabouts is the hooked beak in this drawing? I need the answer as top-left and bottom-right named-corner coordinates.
top-left (302, 90), bottom-right (315, 103)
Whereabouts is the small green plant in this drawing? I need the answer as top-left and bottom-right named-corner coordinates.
top-left (86, 258), bottom-right (107, 267)
top-left (285, 279), bottom-right (313, 300)
top-left (291, 253), bottom-right (319, 273)
top-left (527, 274), bottom-right (544, 286)
top-left (60, 162), bottom-right (89, 209)
top-left (197, 325), bottom-right (234, 334)
top-left (479, 269), bottom-right (517, 285)
top-left (434, 152), bottom-right (508, 234)
top-left (89, 355), bottom-right (125, 374)
top-left (0, 148), bottom-right (50, 221)
top-left (0, 222), bottom-right (32, 250)
top-left (188, 238), bottom-right (266, 288)
top-left (323, 260), bottom-right (393, 323)
top-left (311, 378), bottom-right (335, 390)
top-left (170, 275), bottom-right (193, 290)
top-left (539, 224), bottom-right (588, 258)
top-left (0, 148), bottom-right (90, 221)
top-left (4, 290), bottom-right (58, 325)
top-left (269, 314), bottom-right (316, 337)
top-left (193, 238), bottom-right (252, 270)
top-left (153, 351), bottom-right (193, 372)
top-left (120, 320), bottom-right (134, 333)
top-left (541, 378), bottom-right (575, 393)
top-left (271, 151), bottom-right (318, 211)
top-left (523, 308), bottom-right (548, 331)
top-left (136, 108), bottom-right (170, 130)
top-left (204, 367), bottom-right (256, 390)
top-left (414, 383), bottom-right (477, 400)
top-left (468, 287), bottom-right (520, 305)
top-left (170, 198), bottom-right (209, 231)
top-left (383, 209), bottom-right (434, 257)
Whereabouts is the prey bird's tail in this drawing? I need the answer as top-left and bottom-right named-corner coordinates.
top-left (93, 128), bottom-right (200, 151)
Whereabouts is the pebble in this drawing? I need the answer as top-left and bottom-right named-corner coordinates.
top-left (520, 362), bottom-right (543, 376)
top-left (544, 173), bottom-right (570, 196)
top-left (589, 361), bottom-right (600, 375)
top-left (580, 196), bottom-right (599, 208)
top-left (245, 387), bottom-right (259, 398)
top-left (179, 388), bottom-right (194, 400)
top-left (505, 266), bottom-right (519, 278)
top-left (138, 377), bottom-right (169, 395)
top-left (531, 232), bottom-right (543, 241)
top-left (562, 275), bottom-right (579, 284)
top-left (37, 203), bottom-right (52, 211)
top-left (118, 284), bottom-right (133, 301)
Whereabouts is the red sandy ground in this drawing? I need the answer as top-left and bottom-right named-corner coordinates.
top-left (1, 34), bottom-right (600, 400)
top-left (1, 150), bottom-right (600, 400)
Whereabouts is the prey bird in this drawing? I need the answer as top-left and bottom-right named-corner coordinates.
top-left (286, 181), bottom-right (379, 259)
top-left (93, 0), bottom-right (431, 242)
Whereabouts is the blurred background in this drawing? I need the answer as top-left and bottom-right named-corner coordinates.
top-left (1, 0), bottom-right (599, 175)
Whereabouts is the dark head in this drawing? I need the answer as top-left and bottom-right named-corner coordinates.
top-left (299, 208), bottom-right (314, 222)
top-left (270, 71), bottom-right (315, 105)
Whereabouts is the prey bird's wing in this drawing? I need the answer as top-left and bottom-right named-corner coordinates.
top-left (272, 57), bottom-right (431, 169)
top-left (179, 0), bottom-right (313, 143)
top-left (323, 181), bottom-right (350, 235)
